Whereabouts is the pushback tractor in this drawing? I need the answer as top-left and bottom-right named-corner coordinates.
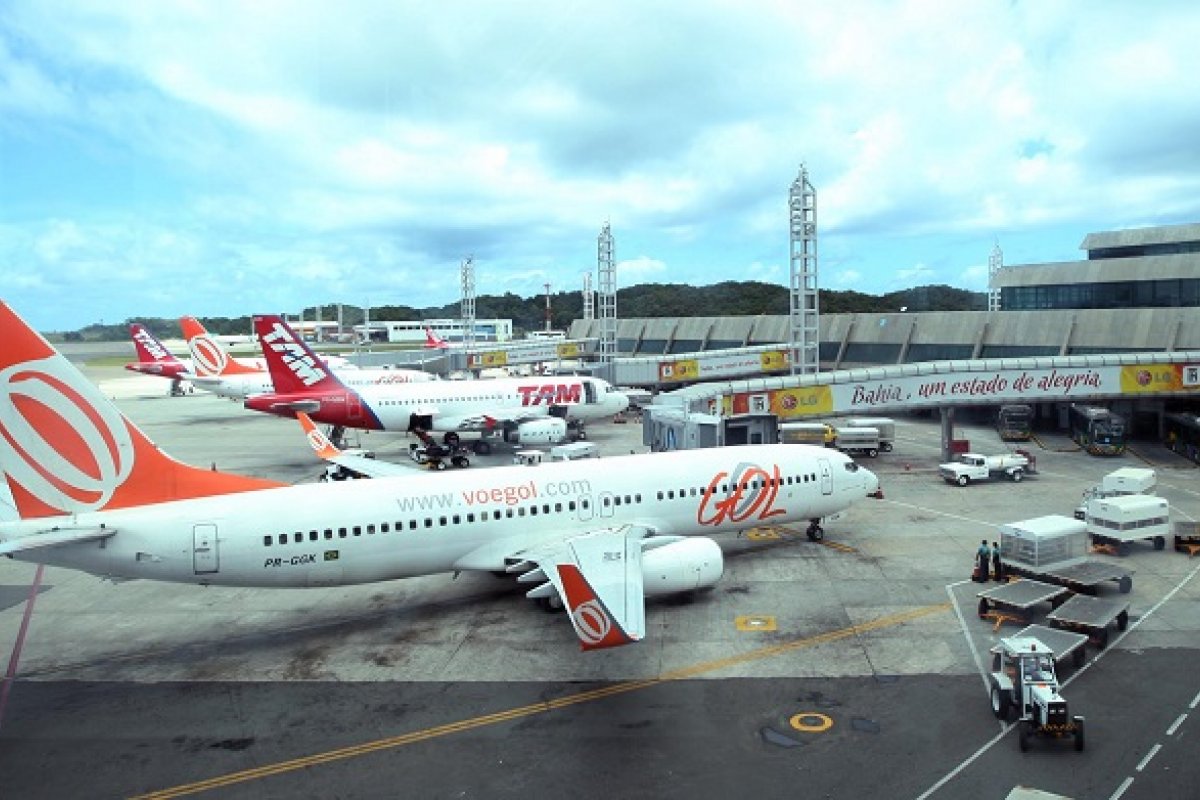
top-left (989, 636), bottom-right (1085, 752)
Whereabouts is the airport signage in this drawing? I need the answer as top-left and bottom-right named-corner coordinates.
top-left (721, 363), bottom-right (1200, 418)
top-left (659, 350), bottom-right (789, 384)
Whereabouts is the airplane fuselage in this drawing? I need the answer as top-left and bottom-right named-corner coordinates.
top-left (4, 445), bottom-right (877, 588)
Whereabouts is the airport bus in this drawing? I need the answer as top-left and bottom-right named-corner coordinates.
top-left (1070, 405), bottom-right (1126, 456)
top-left (996, 404), bottom-right (1033, 441)
top-left (1163, 411), bottom-right (1200, 464)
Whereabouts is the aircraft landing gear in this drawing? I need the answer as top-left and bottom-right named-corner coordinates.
top-left (806, 519), bottom-right (824, 542)
top-left (473, 439), bottom-right (492, 455)
top-left (329, 425), bottom-right (347, 450)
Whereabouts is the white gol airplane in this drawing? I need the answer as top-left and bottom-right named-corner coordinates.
top-left (0, 301), bottom-right (881, 650)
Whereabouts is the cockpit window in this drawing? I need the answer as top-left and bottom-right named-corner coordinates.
top-left (844, 462), bottom-right (859, 473)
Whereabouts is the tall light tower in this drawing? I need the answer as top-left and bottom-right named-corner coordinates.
top-left (543, 282), bottom-right (552, 332)
top-left (988, 241), bottom-right (1003, 311)
top-left (597, 222), bottom-right (617, 369)
top-left (789, 164), bottom-right (819, 375)
top-left (460, 256), bottom-right (476, 349)
top-left (582, 271), bottom-right (594, 321)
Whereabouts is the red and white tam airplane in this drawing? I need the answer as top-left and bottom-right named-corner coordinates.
top-left (0, 300), bottom-right (881, 650)
top-left (246, 314), bottom-right (629, 452)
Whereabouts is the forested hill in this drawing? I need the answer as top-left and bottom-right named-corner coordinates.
top-left (61, 282), bottom-right (986, 341)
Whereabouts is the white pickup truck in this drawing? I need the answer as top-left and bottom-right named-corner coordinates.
top-left (939, 450), bottom-right (1036, 486)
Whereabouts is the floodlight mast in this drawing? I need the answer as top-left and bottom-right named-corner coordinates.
top-left (789, 164), bottom-right (819, 376)
top-left (461, 256), bottom-right (476, 350)
top-left (597, 222), bottom-right (617, 371)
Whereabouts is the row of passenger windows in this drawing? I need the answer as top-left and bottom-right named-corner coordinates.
top-left (263, 472), bottom-right (815, 548)
top-left (264, 498), bottom-right (590, 546)
top-left (656, 471), bottom-right (817, 501)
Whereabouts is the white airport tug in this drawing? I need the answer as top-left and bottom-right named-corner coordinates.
top-left (989, 635), bottom-right (1085, 752)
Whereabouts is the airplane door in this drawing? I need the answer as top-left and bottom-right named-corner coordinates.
top-left (578, 496), bottom-right (595, 522)
top-left (193, 523), bottom-right (219, 574)
top-left (818, 459), bottom-right (833, 495)
top-left (599, 491), bottom-right (615, 518)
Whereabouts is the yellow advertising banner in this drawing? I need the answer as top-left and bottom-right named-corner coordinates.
top-left (760, 350), bottom-right (789, 372)
top-left (471, 350), bottom-right (508, 368)
top-left (720, 386), bottom-right (832, 418)
top-left (659, 359), bottom-right (700, 382)
top-left (556, 342), bottom-right (580, 358)
top-left (1120, 365), bottom-right (1182, 394)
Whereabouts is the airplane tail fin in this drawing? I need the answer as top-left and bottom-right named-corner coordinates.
top-left (180, 316), bottom-right (260, 377)
top-left (129, 323), bottom-right (184, 367)
top-left (423, 326), bottom-right (449, 349)
top-left (0, 302), bottom-right (284, 520)
top-left (254, 315), bottom-right (348, 395)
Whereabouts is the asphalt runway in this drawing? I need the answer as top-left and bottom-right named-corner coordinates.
top-left (1, 370), bottom-right (1198, 799)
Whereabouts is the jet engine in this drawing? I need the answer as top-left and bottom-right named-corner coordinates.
top-left (505, 418), bottom-right (569, 445)
top-left (641, 538), bottom-right (724, 597)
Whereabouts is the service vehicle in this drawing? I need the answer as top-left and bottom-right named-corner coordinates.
top-left (833, 426), bottom-right (880, 458)
top-left (988, 635), bottom-right (1085, 752)
top-left (939, 450), bottom-right (1035, 486)
top-left (1085, 494), bottom-right (1170, 553)
top-left (549, 441), bottom-right (599, 461)
top-left (843, 417), bottom-right (896, 451)
top-left (1074, 467), bottom-right (1156, 519)
top-left (779, 422), bottom-right (835, 446)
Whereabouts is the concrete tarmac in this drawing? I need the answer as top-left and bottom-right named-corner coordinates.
top-left (1, 370), bottom-right (1197, 799)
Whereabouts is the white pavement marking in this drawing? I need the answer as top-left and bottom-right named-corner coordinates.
top-left (1108, 777), bottom-right (1134, 800)
top-left (1165, 713), bottom-right (1187, 737)
top-left (1135, 743), bottom-right (1161, 772)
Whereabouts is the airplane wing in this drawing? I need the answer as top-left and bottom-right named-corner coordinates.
top-left (0, 526), bottom-right (116, 556)
top-left (297, 412), bottom-right (415, 478)
top-left (507, 525), bottom-right (648, 651)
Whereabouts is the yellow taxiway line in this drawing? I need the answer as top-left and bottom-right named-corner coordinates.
top-left (132, 602), bottom-right (950, 799)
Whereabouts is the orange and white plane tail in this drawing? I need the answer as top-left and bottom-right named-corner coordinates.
top-left (423, 326), bottom-right (450, 349)
top-left (0, 302), bottom-right (283, 520)
top-left (180, 316), bottom-right (262, 377)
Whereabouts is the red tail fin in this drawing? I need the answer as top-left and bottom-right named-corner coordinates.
top-left (129, 324), bottom-right (184, 367)
top-left (254, 315), bottom-right (348, 394)
top-left (424, 326), bottom-right (450, 349)
top-left (0, 302), bottom-right (283, 520)
top-left (180, 316), bottom-right (260, 377)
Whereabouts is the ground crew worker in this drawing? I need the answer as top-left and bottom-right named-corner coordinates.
top-left (991, 540), bottom-right (1004, 582)
top-left (976, 539), bottom-right (991, 582)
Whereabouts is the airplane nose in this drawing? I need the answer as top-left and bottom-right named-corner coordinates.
top-left (862, 466), bottom-right (883, 499)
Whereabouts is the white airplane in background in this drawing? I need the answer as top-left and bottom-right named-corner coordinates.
top-left (245, 315), bottom-right (629, 453)
top-left (180, 316), bottom-right (437, 400)
top-left (0, 300), bottom-right (882, 650)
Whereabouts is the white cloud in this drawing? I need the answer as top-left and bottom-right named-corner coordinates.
top-left (2, 1), bottom-right (1200, 329)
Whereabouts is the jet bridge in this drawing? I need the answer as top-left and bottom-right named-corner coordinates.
top-left (645, 352), bottom-right (1200, 453)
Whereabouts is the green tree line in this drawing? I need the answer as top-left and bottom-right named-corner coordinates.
top-left (56, 282), bottom-right (985, 341)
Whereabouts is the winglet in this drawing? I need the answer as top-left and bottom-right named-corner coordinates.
top-left (180, 316), bottom-right (260, 377)
top-left (298, 412), bottom-right (341, 461)
top-left (254, 315), bottom-right (347, 395)
top-left (556, 563), bottom-right (638, 651)
top-left (0, 302), bottom-right (284, 520)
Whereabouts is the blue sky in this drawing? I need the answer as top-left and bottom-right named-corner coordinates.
top-left (2, 1), bottom-right (1200, 331)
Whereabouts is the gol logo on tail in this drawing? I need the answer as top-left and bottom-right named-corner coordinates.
top-left (697, 463), bottom-right (786, 526)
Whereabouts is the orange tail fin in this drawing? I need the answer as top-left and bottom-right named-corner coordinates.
top-left (0, 302), bottom-right (283, 520)
top-left (180, 316), bottom-right (261, 377)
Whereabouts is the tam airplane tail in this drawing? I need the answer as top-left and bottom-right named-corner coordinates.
top-left (253, 315), bottom-right (348, 394)
top-left (128, 323), bottom-right (186, 370)
top-left (180, 316), bottom-right (261, 377)
top-left (0, 302), bottom-right (283, 520)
